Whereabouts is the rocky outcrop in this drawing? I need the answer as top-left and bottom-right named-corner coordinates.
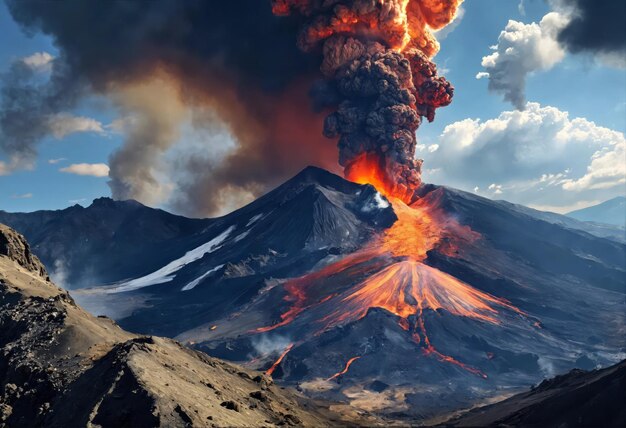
top-left (0, 224), bottom-right (47, 279)
top-left (0, 225), bottom-right (337, 427)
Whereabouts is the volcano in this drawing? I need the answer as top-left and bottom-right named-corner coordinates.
top-left (2, 166), bottom-right (625, 422)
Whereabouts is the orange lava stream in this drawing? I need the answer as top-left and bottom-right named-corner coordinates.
top-left (255, 154), bottom-right (526, 378)
top-left (266, 343), bottom-right (294, 377)
top-left (327, 356), bottom-right (362, 381)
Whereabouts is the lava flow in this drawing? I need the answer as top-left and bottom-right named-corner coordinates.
top-left (266, 343), bottom-right (294, 377)
top-left (327, 356), bottom-right (362, 381)
top-left (256, 156), bottom-right (528, 378)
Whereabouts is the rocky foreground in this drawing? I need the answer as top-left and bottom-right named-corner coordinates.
top-left (0, 224), bottom-right (341, 427)
top-left (444, 358), bottom-right (626, 427)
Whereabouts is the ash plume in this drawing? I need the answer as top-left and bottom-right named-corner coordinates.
top-left (272, 0), bottom-right (461, 199)
top-left (3, 0), bottom-right (460, 214)
top-left (0, 54), bottom-right (86, 174)
top-left (3, 0), bottom-right (335, 216)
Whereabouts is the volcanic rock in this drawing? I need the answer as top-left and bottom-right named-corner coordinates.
top-left (0, 224), bottom-right (340, 427)
top-left (445, 359), bottom-right (626, 427)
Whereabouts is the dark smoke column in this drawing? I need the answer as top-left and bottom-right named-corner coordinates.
top-left (272, 0), bottom-right (462, 202)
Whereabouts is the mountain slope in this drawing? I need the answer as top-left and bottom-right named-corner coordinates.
top-left (0, 224), bottom-right (339, 427)
top-left (567, 196), bottom-right (626, 228)
top-left (446, 359), bottom-right (626, 427)
top-left (2, 167), bottom-right (625, 423)
top-left (0, 198), bottom-right (212, 288)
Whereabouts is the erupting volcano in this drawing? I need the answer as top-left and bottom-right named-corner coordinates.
top-left (273, 0), bottom-right (460, 201)
top-left (242, 0), bottom-right (534, 381)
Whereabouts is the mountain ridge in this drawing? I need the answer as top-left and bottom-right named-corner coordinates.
top-left (567, 196), bottom-right (626, 228)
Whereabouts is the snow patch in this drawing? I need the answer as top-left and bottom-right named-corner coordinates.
top-left (181, 264), bottom-right (225, 291)
top-left (233, 229), bottom-right (251, 243)
top-left (106, 226), bottom-right (235, 293)
top-left (246, 213), bottom-right (264, 227)
top-left (361, 192), bottom-right (390, 213)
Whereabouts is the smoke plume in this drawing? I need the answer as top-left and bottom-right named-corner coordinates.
top-left (3, 0), bottom-right (461, 214)
top-left (271, 0), bottom-right (461, 200)
top-left (3, 0), bottom-right (336, 215)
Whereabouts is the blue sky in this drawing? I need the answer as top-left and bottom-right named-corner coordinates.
top-left (1, 0), bottom-right (625, 215)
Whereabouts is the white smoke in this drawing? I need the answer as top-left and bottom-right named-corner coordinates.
top-left (250, 334), bottom-right (292, 357)
top-left (50, 258), bottom-right (69, 289)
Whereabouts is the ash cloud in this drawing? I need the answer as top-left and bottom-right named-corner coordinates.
top-left (556, 0), bottom-right (626, 61)
top-left (272, 0), bottom-right (461, 200)
top-left (3, 0), bottom-right (335, 216)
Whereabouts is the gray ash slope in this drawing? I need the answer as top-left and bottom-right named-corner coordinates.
top-left (445, 358), bottom-right (626, 427)
top-left (2, 166), bottom-right (625, 422)
top-left (0, 224), bottom-right (341, 428)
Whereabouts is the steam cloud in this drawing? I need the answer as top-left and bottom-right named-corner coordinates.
top-left (272, 0), bottom-right (461, 199)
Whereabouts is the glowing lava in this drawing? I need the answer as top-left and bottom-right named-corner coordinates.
top-left (328, 356), bottom-right (362, 381)
top-left (266, 343), bottom-right (294, 377)
top-left (255, 155), bottom-right (528, 378)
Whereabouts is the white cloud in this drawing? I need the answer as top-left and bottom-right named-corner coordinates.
top-left (421, 102), bottom-right (626, 212)
top-left (21, 52), bottom-right (54, 71)
top-left (47, 113), bottom-right (105, 139)
top-left (60, 163), bottom-right (110, 177)
top-left (488, 183), bottom-right (503, 195)
top-left (11, 193), bottom-right (33, 199)
top-left (48, 158), bottom-right (67, 164)
top-left (477, 13), bottom-right (568, 109)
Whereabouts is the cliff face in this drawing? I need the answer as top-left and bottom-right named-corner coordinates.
top-left (0, 224), bottom-right (48, 279)
top-left (0, 224), bottom-right (337, 428)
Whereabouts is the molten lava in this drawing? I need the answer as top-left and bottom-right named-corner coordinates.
top-left (345, 153), bottom-right (417, 205)
top-left (327, 356), bottom-right (362, 381)
top-left (254, 155), bottom-right (529, 379)
top-left (266, 343), bottom-right (294, 377)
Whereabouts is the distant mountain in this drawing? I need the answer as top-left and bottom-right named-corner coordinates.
top-left (567, 196), bottom-right (626, 228)
top-left (446, 359), bottom-right (626, 427)
top-left (0, 224), bottom-right (338, 427)
top-left (2, 166), bottom-right (625, 423)
top-left (0, 198), bottom-right (212, 288)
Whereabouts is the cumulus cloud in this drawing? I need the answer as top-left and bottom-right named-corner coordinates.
top-left (480, 1), bottom-right (626, 107)
top-left (48, 113), bottom-right (105, 139)
top-left (60, 163), bottom-right (109, 177)
top-left (477, 13), bottom-right (568, 109)
top-left (422, 102), bottom-right (626, 212)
